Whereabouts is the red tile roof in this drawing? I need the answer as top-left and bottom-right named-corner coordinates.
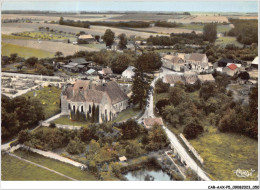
top-left (228, 64), bottom-right (237, 70)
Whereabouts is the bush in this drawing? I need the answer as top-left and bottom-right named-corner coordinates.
top-left (183, 123), bottom-right (203, 139)
top-left (66, 137), bottom-right (85, 155)
top-left (49, 122), bottom-right (56, 128)
top-left (155, 99), bottom-right (170, 114)
top-left (155, 79), bottom-right (170, 93)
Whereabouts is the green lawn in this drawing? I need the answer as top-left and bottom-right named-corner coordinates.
top-left (54, 115), bottom-right (91, 127)
top-left (109, 107), bottom-right (141, 123)
top-left (22, 86), bottom-right (61, 119)
top-left (189, 126), bottom-right (258, 181)
top-left (14, 150), bottom-right (98, 181)
top-left (1, 42), bottom-right (54, 59)
top-left (215, 36), bottom-right (243, 48)
top-left (1, 153), bottom-right (69, 181)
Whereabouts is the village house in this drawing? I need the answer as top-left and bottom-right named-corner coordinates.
top-left (77, 34), bottom-right (95, 44)
top-left (183, 72), bottom-right (199, 85)
top-left (186, 53), bottom-right (209, 72)
top-left (122, 66), bottom-right (135, 80)
top-left (98, 67), bottom-right (113, 76)
top-left (143, 117), bottom-right (163, 130)
top-left (162, 55), bottom-right (186, 72)
top-left (222, 64), bottom-right (239, 76)
top-left (197, 74), bottom-right (215, 83)
top-left (61, 79), bottom-right (128, 123)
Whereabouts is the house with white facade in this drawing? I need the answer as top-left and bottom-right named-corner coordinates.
top-left (186, 53), bottom-right (209, 72)
top-left (122, 66), bottom-right (135, 79)
top-left (61, 80), bottom-right (128, 123)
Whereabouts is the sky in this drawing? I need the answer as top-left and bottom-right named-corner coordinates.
top-left (1, 0), bottom-right (258, 13)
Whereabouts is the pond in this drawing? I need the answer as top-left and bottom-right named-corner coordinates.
top-left (124, 166), bottom-right (173, 181)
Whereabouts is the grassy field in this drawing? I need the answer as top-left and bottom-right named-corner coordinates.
top-left (215, 36), bottom-right (243, 48)
top-left (110, 107), bottom-right (141, 123)
top-left (2, 34), bottom-right (33, 40)
top-left (14, 150), bottom-right (98, 181)
top-left (190, 126), bottom-right (258, 181)
top-left (1, 42), bottom-right (54, 58)
top-left (22, 86), bottom-right (61, 119)
top-left (1, 153), bottom-right (69, 181)
top-left (54, 115), bottom-right (91, 127)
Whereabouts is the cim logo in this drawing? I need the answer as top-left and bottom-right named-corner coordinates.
top-left (233, 168), bottom-right (255, 178)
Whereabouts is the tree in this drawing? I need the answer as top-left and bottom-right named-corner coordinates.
top-left (183, 123), bottom-right (204, 139)
top-left (249, 84), bottom-right (258, 121)
top-left (95, 35), bottom-right (100, 42)
top-left (92, 104), bottom-right (96, 123)
top-left (18, 129), bottom-right (31, 144)
top-left (130, 69), bottom-right (150, 109)
top-left (55, 51), bottom-right (63, 58)
top-left (136, 52), bottom-right (162, 72)
top-left (155, 78), bottom-right (170, 93)
top-left (66, 137), bottom-right (85, 154)
top-left (103, 29), bottom-right (115, 47)
top-left (155, 99), bottom-right (170, 114)
top-left (203, 23), bottom-right (217, 43)
top-left (25, 57), bottom-right (38, 67)
top-left (119, 119), bottom-right (141, 140)
top-left (111, 54), bottom-right (130, 74)
top-left (118, 33), bottom-right (127, 50)
top-left (146, 125), bottom-right (169, 151)
top-left (10, 53), bottom-right (18, 62)
top-left (169, 87), bottom-right (185, 106)
top-left (59, 17), bottom-right (64, 25)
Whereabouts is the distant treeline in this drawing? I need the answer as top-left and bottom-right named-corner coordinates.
top-left (156, 12), bottom-right (191, 15)
top-left (147, 32), bottom-right (204, 46)
top-left (89, 21), bottom-right (151, 28)
top-left (227, 19), bottom-right (258, 45)
top-left (59, 17), bottom-right (151, 28)
top-left (154, 21), bottom-right (183, 28)
top-left (59, 17), bottom-right (90, 28)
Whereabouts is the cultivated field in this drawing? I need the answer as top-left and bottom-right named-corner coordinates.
top-left (2, 42), bottom-right (54, 58)
top-left (168, 15), bottom-right (229, 23)
top-left (136, 26), bottom-right (202, 35)
top-left (2, 22), bottom-right (157, 38)
top-left (2, 39), bottom-right (99, 56)
top-left (1, 13), bottom-right (122, 22)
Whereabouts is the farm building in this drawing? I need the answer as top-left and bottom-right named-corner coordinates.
top-left (222, 64), bottom-right (239, 76)
top-left (77, 34), bottom-right (95, 44)
top-left (61, 80), bottom-right (128, 123)
top-left (122, 66), bottom-right (135, 79)
top-left (143, 117), bottom-right (163, 130)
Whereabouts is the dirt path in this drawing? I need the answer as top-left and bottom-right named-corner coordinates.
top-left (7, 153), bottom-right (78, 181)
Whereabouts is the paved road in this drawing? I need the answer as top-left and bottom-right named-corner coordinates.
top-left (137, 67), bottom-right (211, 181)
top-left (163, 126), bottom-right (211, 181)
top-left (7, 153), bottom-right (77, 181)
